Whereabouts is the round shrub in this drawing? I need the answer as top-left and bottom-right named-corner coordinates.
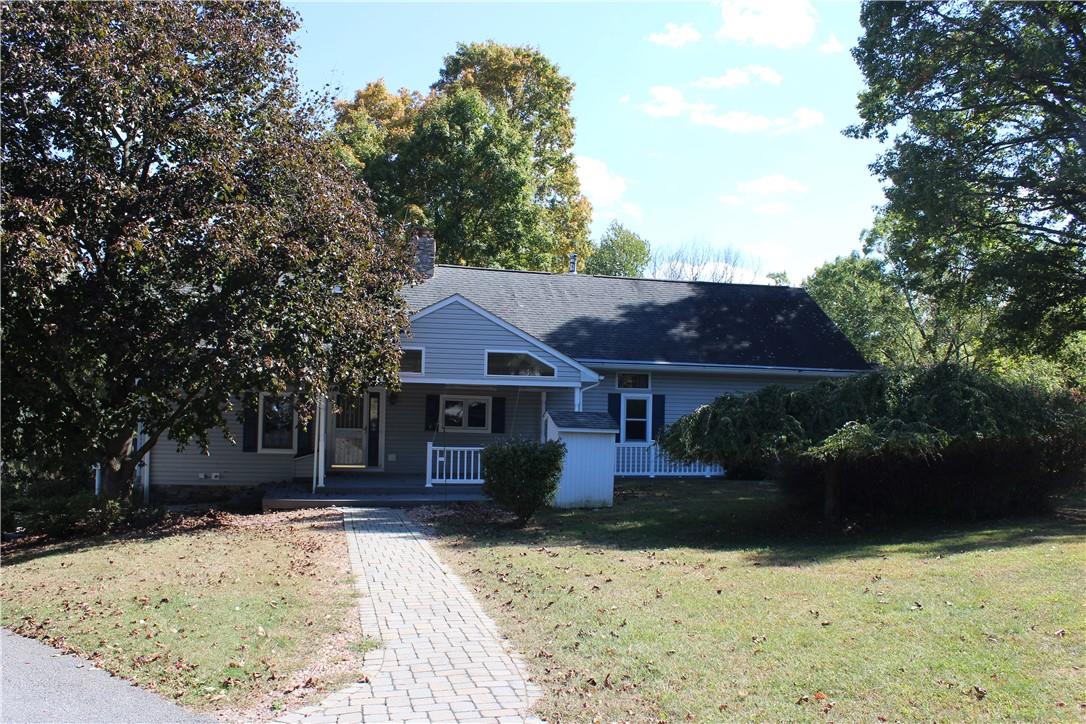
top-left (480, 439), bottom-right (565, 525)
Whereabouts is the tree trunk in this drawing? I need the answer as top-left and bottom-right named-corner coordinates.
top-left (100, 432), bottom-right (137, 500)
top-left (823, 462), bottom-right (841, 524)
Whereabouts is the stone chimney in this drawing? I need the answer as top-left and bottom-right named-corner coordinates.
top-left (412, 229), bottom-right (436, 279)
top-left (568, 253), bottom-right (578, 274)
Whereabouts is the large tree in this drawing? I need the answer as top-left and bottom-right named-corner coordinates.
top-left (335, 42), bottom-right (592, 272)
top-left (391, 89), bottom-right (550, 269)
top-left (584, 221), bottom-right (651, 277)
top-left (436, 41), bottom-right (593, 269)
top-left (1, 2), bottom-right (413, 497)
top-left (850, 1), bottom-right (1085, 354)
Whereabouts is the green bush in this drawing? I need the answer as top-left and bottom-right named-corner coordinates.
top-left (481, 439), bottom-right (565, 525)
top-left (659, 364), bottom-right (1086, 524)
top-left (5, 492), bottom-right (162, 538)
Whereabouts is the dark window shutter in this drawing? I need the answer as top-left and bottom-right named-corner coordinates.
top-left (491, 397), bottom-right (506, 433)
top-left (242, 395), bottom-right (259, 452)
top-left (424, 394), bottom-right (439, 431)
top-left (296, 418), bottom-right (314, 457)
top-left (652, 394), bottom-right (666, 441)
top-left (608, 393), bottom-right (621, 442)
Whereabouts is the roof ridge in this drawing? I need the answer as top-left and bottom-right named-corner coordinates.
top-left (434, 264), bottom-right (803, 290)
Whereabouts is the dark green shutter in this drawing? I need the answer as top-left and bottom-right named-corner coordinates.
top-left (652, 394), bottom-right (665, 441)
top-left (242, 395), bottom-right (259, 452)
top-left (297, 418), bottom-right (314, 457)
top-left (491, 397), bottom-right (506, 433)
top-left (424, 394), bottom-right (439, 431)
top-left (608, 393), bottom-right (621, 442)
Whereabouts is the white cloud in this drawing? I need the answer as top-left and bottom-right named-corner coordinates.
top-left (716, 0), bottom-right (817, 49)
top-left (692, 64), bottom-right (782, 89)
top-left (819, 33), bottom-right (845, 54)
top-left (577, 157), bottom-right (642, 224)
top-left (722, 174), bottom-right (808, 215)
top-left (648, 22), bottom-right (702, 48)
top-left (736, 174), bottom-right (809, 195)
top-left (640, 85), bottom-right (708, 118)
top-left (641, 88), bottom-right (822, 135)
top-left (618, 94), bottom-right (630, 104)
top-left (690, 106), bottom-right (824, 134)
top-left (576, 156), bottom-right (627, 208)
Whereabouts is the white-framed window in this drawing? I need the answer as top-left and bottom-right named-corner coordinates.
top-left (400, 346), bottom-right (425, 375)
top-left (440, 395), bottom-right (491, 433)
top-left (621, 394), bottom-right (651, 443)
top-left (484, 349), bottom-right (556, 377)
top-left (617, 373), bottom-right (650, 389)
top-left (258, 393), bottom-right (297, 453)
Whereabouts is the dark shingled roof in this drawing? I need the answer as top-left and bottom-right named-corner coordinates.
top-left (547, 411), bottom-right (619, 431)
top-left (403, 266), bottom-right (870, 370)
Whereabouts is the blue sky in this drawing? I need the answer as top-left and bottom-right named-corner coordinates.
top-left (289, 1), bottom-right (887, 283)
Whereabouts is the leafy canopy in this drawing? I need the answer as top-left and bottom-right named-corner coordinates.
top-left (336, 41), bottom-right (592, 272)
top-left (584, 221), bottom-right (652, 277)
top-left (850, 1), bottom-right (1085, 353)
top-left (1, 1), bottom-right (412, 496)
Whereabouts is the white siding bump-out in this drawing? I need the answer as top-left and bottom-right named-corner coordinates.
top-left (545, 412), bottom-right (616, 509)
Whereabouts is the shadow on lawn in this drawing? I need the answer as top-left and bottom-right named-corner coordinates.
top-left (1, 508), bottom-right (347, 566)
top-left (432, 479), bottom-right (1086, 566)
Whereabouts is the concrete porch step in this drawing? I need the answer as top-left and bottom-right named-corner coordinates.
top-left (262, 487), bottom-right (488, 511)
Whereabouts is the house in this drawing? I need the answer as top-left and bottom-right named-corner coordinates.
top-left (146, 236), bottom-right (869, 507)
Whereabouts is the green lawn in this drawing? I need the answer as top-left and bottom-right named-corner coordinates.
top-left (420, 479), bottom-right (1086, 722)
top-left (1, 509), bottom-right (367, 717)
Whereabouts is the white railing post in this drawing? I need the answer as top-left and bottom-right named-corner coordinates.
top-left (426, 441), bottom-right (433, 487)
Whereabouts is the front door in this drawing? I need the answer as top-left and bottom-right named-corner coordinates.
top-left (332, 392), bottom-right (384, 469)
top-left (333, 394), bottom-right (367, 468)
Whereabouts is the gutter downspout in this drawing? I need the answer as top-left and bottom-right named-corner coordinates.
top-left (575, 376), bottom-right (602, 412)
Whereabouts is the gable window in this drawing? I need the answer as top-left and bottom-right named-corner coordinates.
top-left (400, 347), bottom-right (424, 374)
top-left (441, 395), bottom-right (491, 433)
top-left (617, 373), bottom-right (650, 389)
top-left (259, 393), bottom-right (296, 453)
top-left (621, 395), bottom-right (650, 442)
top-left (486, 351), bottom-right (556, 377)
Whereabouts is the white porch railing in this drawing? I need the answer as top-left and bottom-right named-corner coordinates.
top-left (426, 443), bottom-right (484, 486)
top-left (615, 442), bottom-right (724, 478)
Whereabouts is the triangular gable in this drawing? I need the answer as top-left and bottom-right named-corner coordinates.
top-left (411, 294), bottom-right (599, 382)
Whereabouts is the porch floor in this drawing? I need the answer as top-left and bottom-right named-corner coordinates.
top-left (264, 472), bottom-right (487, 511)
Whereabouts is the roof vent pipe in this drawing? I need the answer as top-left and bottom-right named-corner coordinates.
top-left (568, 253), bottom-right (577, 274)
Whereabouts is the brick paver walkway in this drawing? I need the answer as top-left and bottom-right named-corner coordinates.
top-left (275, 508), bottom-right (542, 724)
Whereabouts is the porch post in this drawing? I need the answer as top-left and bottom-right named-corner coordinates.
top-left (316, 395), bottom-right (327, 489)
top-left (425, 441), bottom-right (433, 487)
top-left (311, 399), bottom-right (320, 494)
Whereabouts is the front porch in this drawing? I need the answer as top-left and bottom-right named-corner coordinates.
top-left (264, 470), bottom-right (488, 511)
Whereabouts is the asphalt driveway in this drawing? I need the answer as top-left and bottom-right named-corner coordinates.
top-left (1, 630), bottom-right (209, 724)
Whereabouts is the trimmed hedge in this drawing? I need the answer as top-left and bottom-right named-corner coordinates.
top-left (481, 439), bottom-right (565, 525)
top-left (658, 364), bottom-right (1086, 524)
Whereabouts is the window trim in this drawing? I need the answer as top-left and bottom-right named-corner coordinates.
top-left (257, 392), bottom-right (298, 454)
top-left (620, 393), bottom-right (652, 443)
top-left (483, 348), bottom-right (557, 378)
top-left (439, 394), bottom-right (492, 434)
top-left (400, 345), bottom-right (426, 376)
top-left (616, 372), bottom-right (652, 390)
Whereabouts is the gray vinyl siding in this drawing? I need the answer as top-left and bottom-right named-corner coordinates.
top-left (407, 300), bottom-right (583, 384)
top-left (383, 384), bottom-right (544, 474)
top-left (581, 371), bottom-right (813, 428)
top-left (544, 388), bottom-right (576, 415)
top-left (150, 401), bottom-right (297, 487)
